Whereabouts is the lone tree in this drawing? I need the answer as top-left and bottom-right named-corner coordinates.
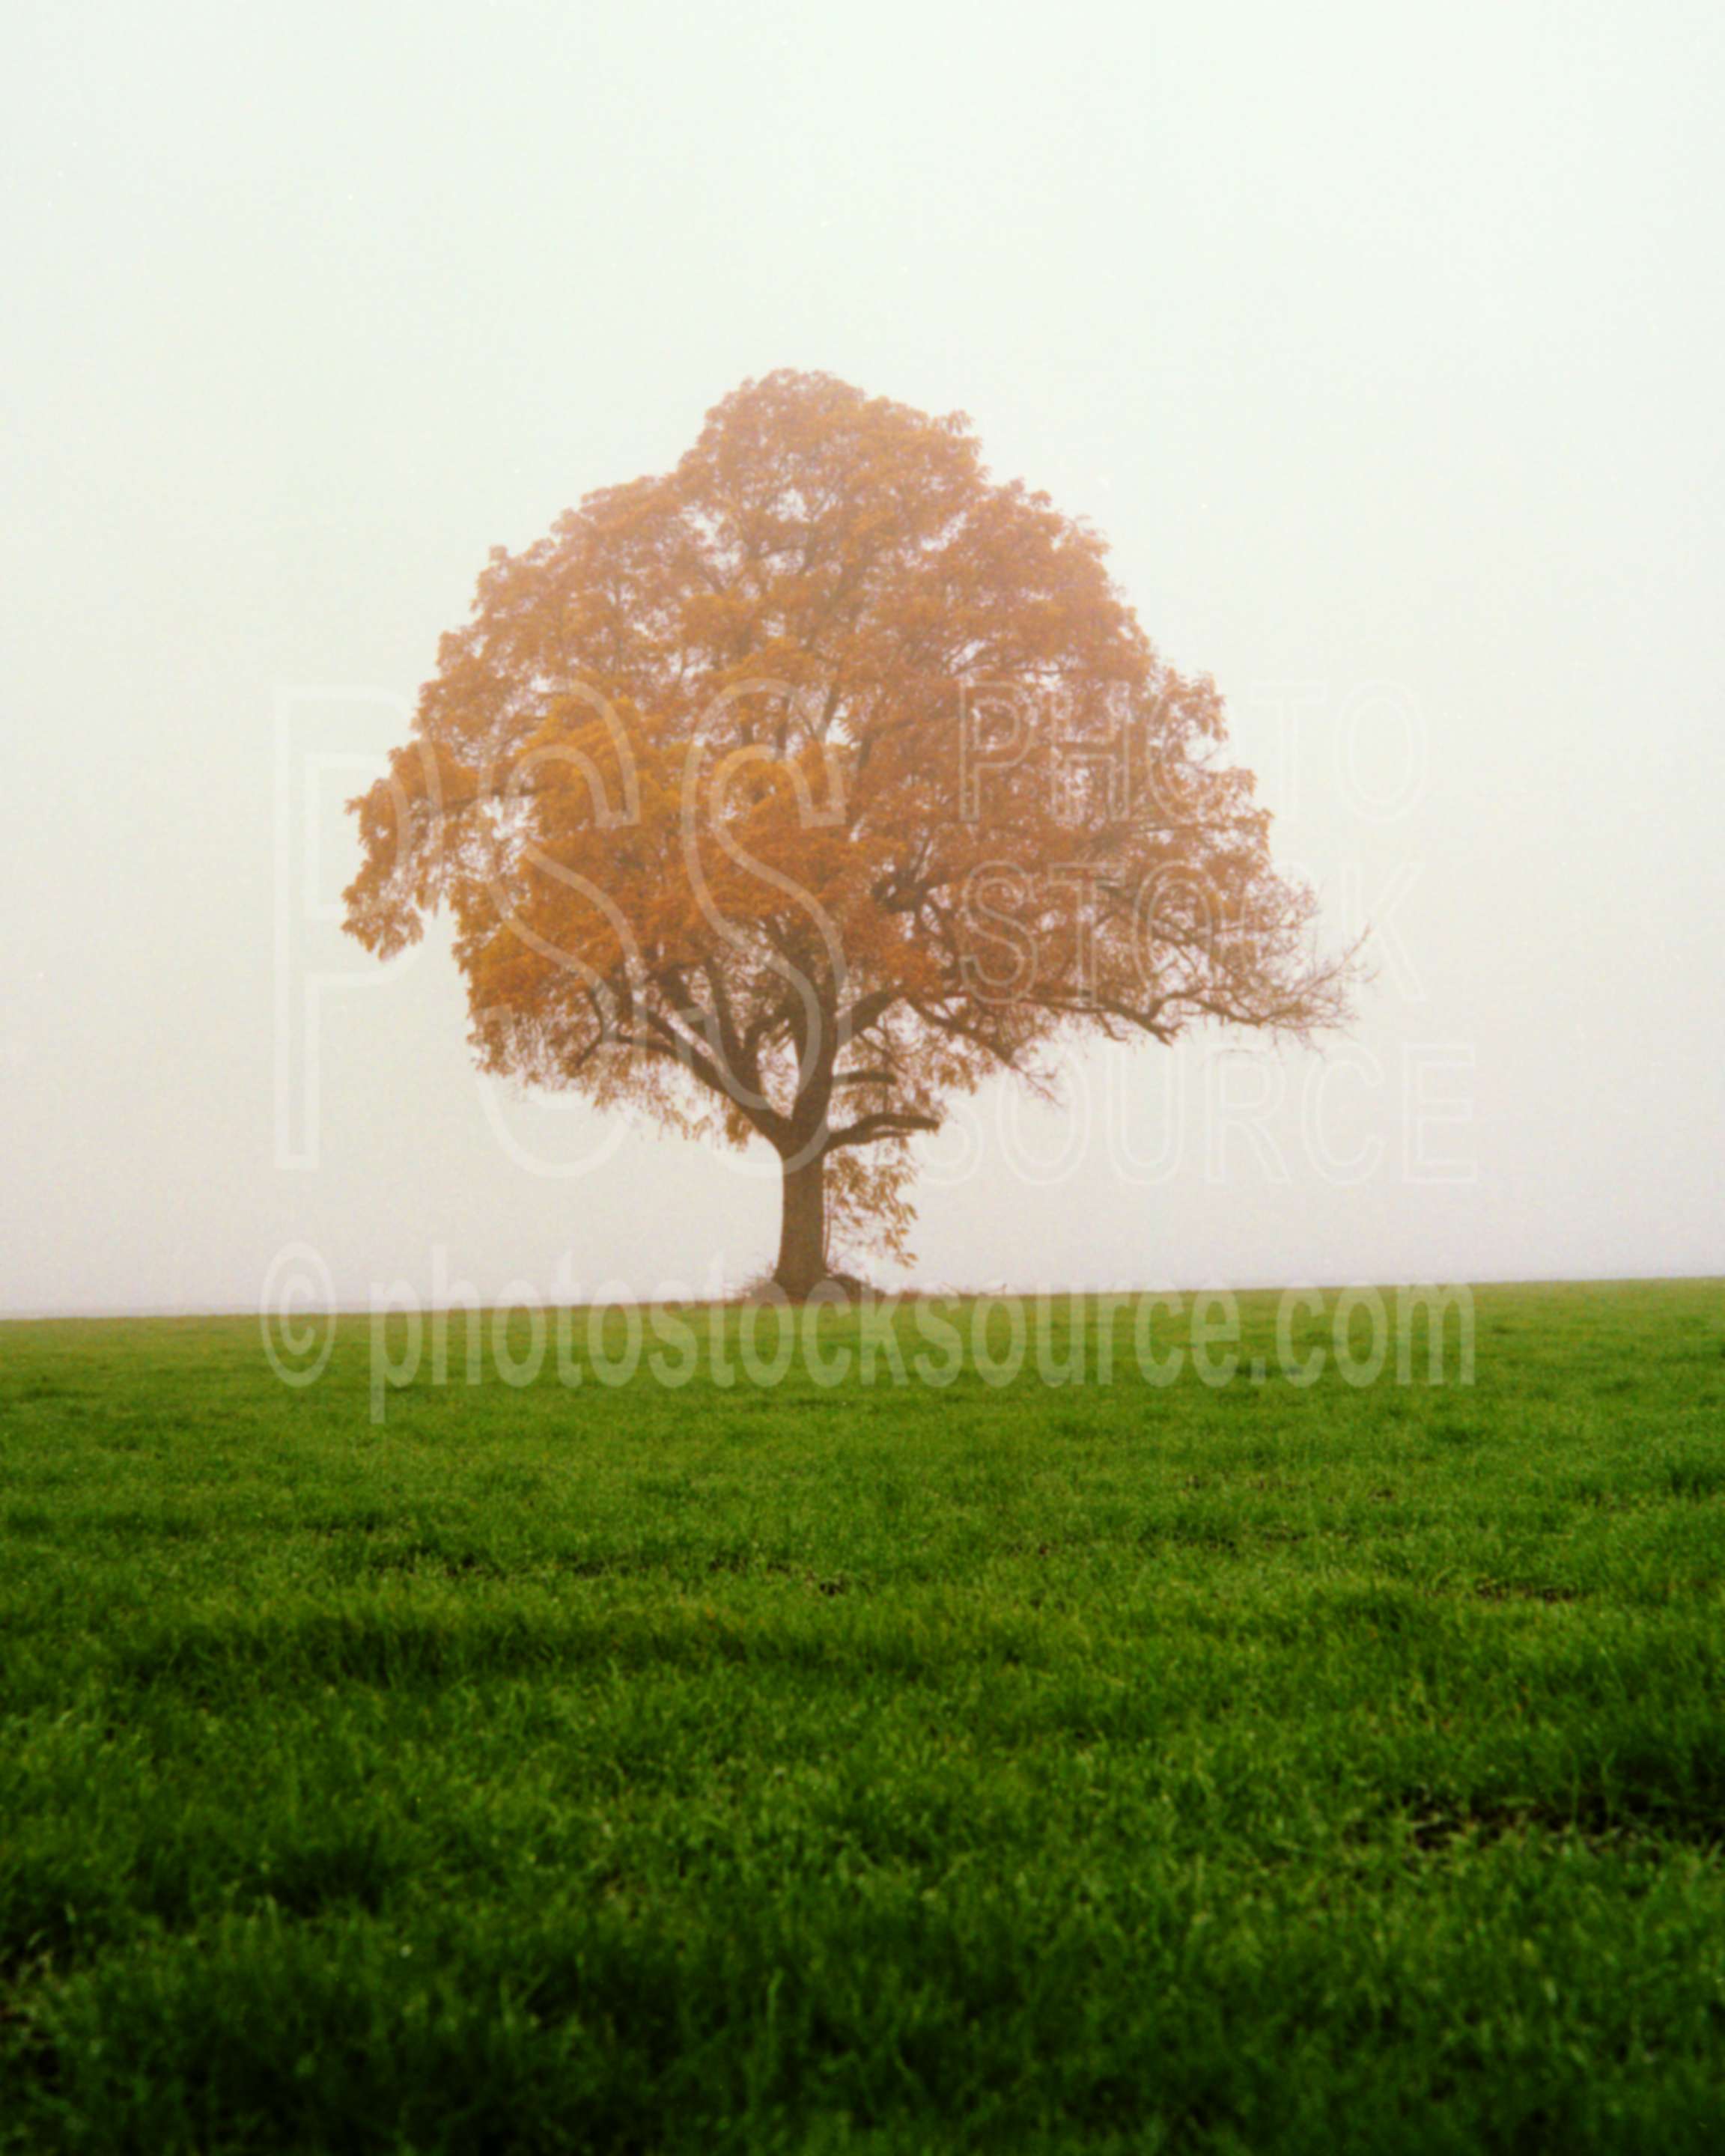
top-left (346, 371), bottom-right (1355, 1297)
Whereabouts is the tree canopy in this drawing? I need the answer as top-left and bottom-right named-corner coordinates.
top-left (345, 370), bottom-right (1354, 1294)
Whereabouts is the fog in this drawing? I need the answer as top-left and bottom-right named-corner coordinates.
top-left (3, 0), bottom-right (1721, 1314)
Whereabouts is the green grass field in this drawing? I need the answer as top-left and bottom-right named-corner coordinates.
top-left (1, 1279), bottom-right (1722, 2152)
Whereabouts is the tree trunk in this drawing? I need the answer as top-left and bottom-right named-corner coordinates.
top-left (773, 1149), bottom-right (828, 1300)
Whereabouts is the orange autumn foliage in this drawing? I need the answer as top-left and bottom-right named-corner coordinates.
top-left (345, 371), bottom-right (1356, 1292)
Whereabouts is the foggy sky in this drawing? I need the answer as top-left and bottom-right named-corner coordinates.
top-left (3, 0), bottom-right (1721, 1315)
